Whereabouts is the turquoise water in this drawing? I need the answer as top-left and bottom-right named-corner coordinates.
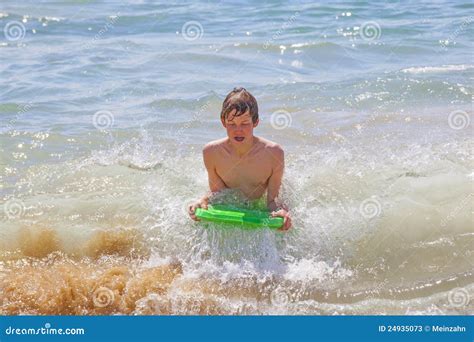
top-left (0, 1), bottom-right (473, 315)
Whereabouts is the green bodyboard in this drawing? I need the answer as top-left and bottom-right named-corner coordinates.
top-left (195, 204), bottom-right (283, 229)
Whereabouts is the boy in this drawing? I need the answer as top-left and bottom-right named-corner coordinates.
top-left (188, 88), bottom-right (292, 231)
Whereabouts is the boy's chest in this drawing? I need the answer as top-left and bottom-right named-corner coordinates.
top-left (214, 151), bottom-right (273, 186)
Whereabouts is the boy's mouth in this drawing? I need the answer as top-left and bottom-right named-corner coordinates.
top-left (234, 137), bottom-right (245, 142)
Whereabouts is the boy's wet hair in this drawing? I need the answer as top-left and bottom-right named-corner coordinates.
top-left (220, 87), bottom-right (258, 123)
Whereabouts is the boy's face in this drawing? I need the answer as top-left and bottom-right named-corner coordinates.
top-left (221, 110), bottom-right (258, 144)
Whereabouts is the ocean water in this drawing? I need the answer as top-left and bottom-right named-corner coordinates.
top-left (0, 1), bottom-right (473, 315)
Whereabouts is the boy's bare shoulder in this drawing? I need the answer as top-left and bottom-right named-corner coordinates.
top-left (203, 138), bottom-right (227, 154)
top-left (256, 136), bottom-right (284, 156)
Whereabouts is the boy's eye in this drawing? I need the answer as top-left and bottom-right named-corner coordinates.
top-left (228, 122), bottom-right (250, 127)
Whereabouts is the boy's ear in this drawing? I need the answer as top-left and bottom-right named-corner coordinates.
top-left (221, 117), bottom-right (226, 127)
top-left (253, 118), bottom-right (259, 128)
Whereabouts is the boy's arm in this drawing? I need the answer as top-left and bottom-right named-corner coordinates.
top-left (188, 145), bottom-right (227, 221)
top-left (266, 145), bottom-right (285, 211)
top-left (266, 146), bottom-right (291, 230)
top-left (203, 144), bottom-right (227, 194)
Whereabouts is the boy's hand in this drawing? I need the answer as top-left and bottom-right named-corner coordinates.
top-left (271, 208), bottom-right (292, 231)
top-left (188, 198), bottom-right (209, 221)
